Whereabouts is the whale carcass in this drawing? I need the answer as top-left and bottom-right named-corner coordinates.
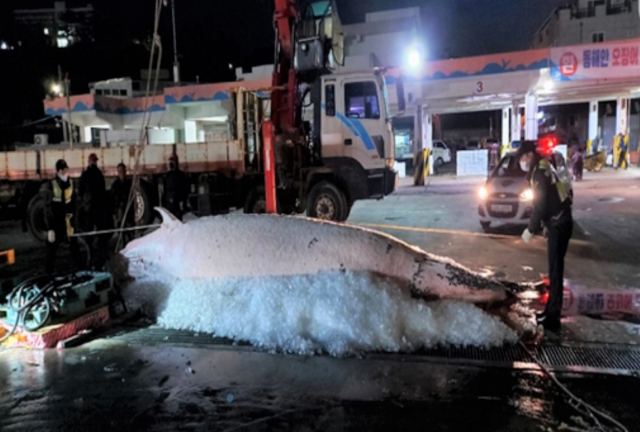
top-left (114, 208), bottom-right (535, 354)
top-left (119, 208), bottom-right (517, 305)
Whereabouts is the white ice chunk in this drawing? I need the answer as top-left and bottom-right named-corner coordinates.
top-left (124, 270), bottom-right (517, 357)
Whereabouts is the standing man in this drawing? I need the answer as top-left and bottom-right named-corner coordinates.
top-left (520, 140), bottom-right (573, 331)
top-left (162, 154), bottom-right (189, 220)
top-left (616, 134), bottom-right (628, 170)
top-left (78, 153), bottom-right (110, 269)
top-left (42, 159), bottom-right (83, 275)
top-left (111, 163), bottom-right (134, 246)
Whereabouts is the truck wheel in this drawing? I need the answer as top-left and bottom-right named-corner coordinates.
top-left (135, 183), bottom-right (154, 226)
top-left (307, 181), bottom-right (348, 222)
top-left (436, 157), bottom-right (444, 167)
top-left (27, 194), bottom-right (48, 243)
top-left (244, 186), bottom-right (267, 214)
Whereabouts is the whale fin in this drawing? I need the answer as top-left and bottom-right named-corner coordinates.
top-left (155, 207), bottom-right (183, 230)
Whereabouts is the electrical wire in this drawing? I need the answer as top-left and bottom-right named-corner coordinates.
top-left (0, 116), bottom-right (55, 131)
top-left (518, 340), bottom-right (628, 432)
top-left (115, 0), bottom-right (165, 252)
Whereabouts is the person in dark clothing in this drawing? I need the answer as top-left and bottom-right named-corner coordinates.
top-left (572, 145), bottom-right (584, 181)
top-left (519, 140), bottom-right (573, 332)
top-left (78, 153), bottom-right (110, 269)
top-left (43, 159), bottom-right (83, 275)
top-left (162, 154), bottom-right (189, 220)
top-left (111, 163), bottom-right (135, 246)
top-left (616, 134), bottom-right (628, 170)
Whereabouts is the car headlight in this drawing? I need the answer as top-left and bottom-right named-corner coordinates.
top-left (478, 186), bottom-right (489, 200)
top-left (519, 188), bottom-right (534, 202)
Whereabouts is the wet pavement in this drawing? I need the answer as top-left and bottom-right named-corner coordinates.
top-left (1, 337), bottom-right (640, 431)
top-left (1, 168), bottom-right (640, 431)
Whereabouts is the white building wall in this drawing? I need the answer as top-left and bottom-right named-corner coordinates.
top-left (533, 0), bottom-right (640, 48)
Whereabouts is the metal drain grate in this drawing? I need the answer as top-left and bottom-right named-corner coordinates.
top-left (110, 325), bottom-right (640, 375)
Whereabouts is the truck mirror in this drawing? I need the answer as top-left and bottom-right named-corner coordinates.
top-left (396, 75), bottom-right (406, 113)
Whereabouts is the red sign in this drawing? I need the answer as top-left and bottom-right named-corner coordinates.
top-left (559, 52), bottom-right (579, 77)
top-left (552, 40), bottom-right (640, 81)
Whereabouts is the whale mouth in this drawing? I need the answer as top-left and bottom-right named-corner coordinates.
top-left (108, 253), bottom-right (133, 287)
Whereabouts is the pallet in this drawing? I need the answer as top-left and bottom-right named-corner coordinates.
top-left (1, 306), bottom-right (110, 349)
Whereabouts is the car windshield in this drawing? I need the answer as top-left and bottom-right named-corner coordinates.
top-left (493, 156), bottom-right (527, 178)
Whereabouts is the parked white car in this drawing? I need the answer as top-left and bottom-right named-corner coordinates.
top-left (432, 140), bottom-right (452, 166)
top-left (477, 151), bottom-right (572, 231)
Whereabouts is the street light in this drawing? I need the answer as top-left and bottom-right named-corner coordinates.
top-left (51, 83), bottom-right (63, 96)
top-left (408, 47), bottom-right (421, 70)
top-left (404, 43), bottom-right (424, 74)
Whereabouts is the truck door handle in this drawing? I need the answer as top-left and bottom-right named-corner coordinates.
top-left (344, 139), bottom-right (353, 146)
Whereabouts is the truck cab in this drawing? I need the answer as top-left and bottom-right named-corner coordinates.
top-left (317, 71), bottom-right (396, 203)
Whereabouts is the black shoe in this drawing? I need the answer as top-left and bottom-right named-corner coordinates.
top-left (543, 316), bottom-right (561, 332)
top-left (537, 313), bottom-right (561, 332)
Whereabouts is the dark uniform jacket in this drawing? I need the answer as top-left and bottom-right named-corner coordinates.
top-left (42, 176), bottom-right (75, 238)
top-left (78, 164), bottom-right (109, 231)
top-left (163, 169), bottom-right (189, 216)
top-left (111, 177), bottom-right (134, 224)
top-left (528, 158), bottom-right (572, 234)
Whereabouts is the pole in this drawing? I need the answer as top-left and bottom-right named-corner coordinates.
top-left (171, 0), bottom-right (180, 84)
top-left (65, 73), bottom-right (74, 149)
top-left (262, 120), bottom-right (277, 214)
top-left (58, 65), bottom-right (68, 144)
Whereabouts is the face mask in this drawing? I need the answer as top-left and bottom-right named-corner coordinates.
top-left (519, 161), bottom-right (529, 172)
top-left (58, 173), bottom-right (69, 182)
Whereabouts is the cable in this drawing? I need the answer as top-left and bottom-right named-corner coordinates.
top-left (70, 224), bottom-right (161, 238)
top-left (115, 0), bottom-right (165, 252)
top-left (0, 116), bottom-right (55, 131)
top-left (518, 340), bottom-right (628, 432)
top-left (0, 277), bottom-right (56, 343)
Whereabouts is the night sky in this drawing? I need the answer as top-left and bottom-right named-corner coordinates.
top-left (0, 0), bottom-right (569, 140)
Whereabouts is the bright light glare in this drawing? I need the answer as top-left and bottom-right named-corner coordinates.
top-left (543, 80), bottom-right (554, 91)
top-left (408, 48), bottom-right (421, 69)
top-left (478, 186), bottom-right (489, 200)
top-left (0, 42), bottom-right (7, 50)
top-left (519, 188), bottom-right (534, 202)
top-left (51, 83), bottom-right (62, 95)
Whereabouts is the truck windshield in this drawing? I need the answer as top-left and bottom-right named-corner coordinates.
top-left (378, 74), bottom-right (391, 120)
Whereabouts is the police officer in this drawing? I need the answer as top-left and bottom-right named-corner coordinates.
top-left (43, 159), bottom-right (82, 275)
top-left (519, 140), bottom-right (573, 331)
top-left (78, 153), bottom-right (110, 269)
top-left (162, 154), bottom-right (189, 220)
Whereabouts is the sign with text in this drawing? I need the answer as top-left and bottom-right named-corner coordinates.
top-left (456, 150), bottom-right (488, 177)
top-left (552, 40), bottom-right (640, 81)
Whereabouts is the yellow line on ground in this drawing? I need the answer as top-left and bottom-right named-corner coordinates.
top-left (357, 223), bottom-right (591, 245)
top-left (358, 223), bottom-right (515, 240)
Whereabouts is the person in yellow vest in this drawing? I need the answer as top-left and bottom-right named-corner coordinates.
top-left (519, 140), bottom-right (573, 332)
top-left (42, 159), bottom-right (82, 275)
top-left (616, 133), bottom-right (629, 170)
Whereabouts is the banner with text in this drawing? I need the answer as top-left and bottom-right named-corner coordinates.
top-left (551, 39), bottom-right (640, 81)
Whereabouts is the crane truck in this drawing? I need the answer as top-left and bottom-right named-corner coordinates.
top-left (0, 0), bottom-right (405, 242)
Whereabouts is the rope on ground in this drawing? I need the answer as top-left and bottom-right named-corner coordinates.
top-left (70, 224), bottom-right (161, 238)
top-left (517, 340), bottom-right (628, 432)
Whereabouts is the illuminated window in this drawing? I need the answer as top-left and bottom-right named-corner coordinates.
top-left (344, 81), bottom-right (380, 119)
